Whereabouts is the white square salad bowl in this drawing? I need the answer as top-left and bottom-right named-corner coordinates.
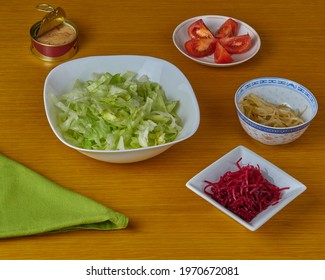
top-left (43, 55), bottom-right (200, 163)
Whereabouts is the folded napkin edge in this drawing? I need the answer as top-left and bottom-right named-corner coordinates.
top-left (0, 213), bottom-right (129, 239)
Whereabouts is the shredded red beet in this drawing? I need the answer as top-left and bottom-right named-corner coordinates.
top-left (204, 158), bottom-right (289, 222)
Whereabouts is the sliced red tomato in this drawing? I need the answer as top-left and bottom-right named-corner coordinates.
top-left (214, 41), bottom-right (233, 64)
top-left (188, 19), bottom-right (214, 39)
top-left (215, 18), bottom-right (238, 38)
top-left (219, 34), bottom-right (252, 54)
top-left (185, 38), bottom-right (217, 58)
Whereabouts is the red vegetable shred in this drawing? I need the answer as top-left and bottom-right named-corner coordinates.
top-left (204, 158), bottom-right (289, 222)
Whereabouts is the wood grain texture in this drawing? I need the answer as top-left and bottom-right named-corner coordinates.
top-left (0, 0), bottom-right (324, 260)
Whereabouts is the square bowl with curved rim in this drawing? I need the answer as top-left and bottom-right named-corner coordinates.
top-left (186, 146), bottom-right (307, 231)
top-left (44, 55), bottom-right (200, 163)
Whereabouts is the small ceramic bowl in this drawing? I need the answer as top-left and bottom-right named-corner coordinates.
top-left (234, 77), bottom-right (318, 145)
top-left (44, 55), bottom-right (200, 163)
top-left (186, 146), bottom-right (307, 231)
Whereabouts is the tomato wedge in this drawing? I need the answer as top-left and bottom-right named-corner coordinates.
top-left (188, 19), bottom-right (214, 39)
top-left (214, 41), bottom-right (233, 64)
top-left (219, 34), bottom-right (252, 54)
top-left (185, 38), bottom-right (217, 57)
top-left (183, 18), bottom-right (253, 64)
top-left (215, 18), bottom-right (238, 38)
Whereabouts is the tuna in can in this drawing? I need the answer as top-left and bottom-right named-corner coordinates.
top-left (30, 6), bottom-right (78, 62)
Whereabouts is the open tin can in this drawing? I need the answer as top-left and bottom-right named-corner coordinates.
top-left (30, 4), bottom-right (78, 62)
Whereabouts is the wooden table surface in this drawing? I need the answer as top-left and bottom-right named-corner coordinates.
top-left (1, 0), bottom-right (324, 260)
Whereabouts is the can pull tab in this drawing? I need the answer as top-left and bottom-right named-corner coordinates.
top-left (36, 4), bottom-right (66, 37)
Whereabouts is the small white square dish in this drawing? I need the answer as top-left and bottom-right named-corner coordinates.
top-left (186, 146), bottom-right (307, 231)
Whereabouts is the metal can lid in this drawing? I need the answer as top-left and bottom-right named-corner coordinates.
top-left (36, 4), bottom-right (66, 37)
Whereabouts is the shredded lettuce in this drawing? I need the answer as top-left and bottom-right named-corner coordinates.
top-left (53, 71), bottom-right (182, 150)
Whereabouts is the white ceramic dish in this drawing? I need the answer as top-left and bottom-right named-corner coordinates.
top-left (235, 77), bottom-right (318, 145)
top-left (172, 15), bottom-right (261, 67)
top-left (186, 146), bottom-right (307, 231)
top-left (44, 55), bottom-right (200, 163)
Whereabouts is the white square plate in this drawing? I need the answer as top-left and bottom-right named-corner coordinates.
top-left (186, 146), bottom-right (306, 231)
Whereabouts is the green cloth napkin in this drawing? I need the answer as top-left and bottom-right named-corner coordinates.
top-left (0, 153), bottom-right (128, 238)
